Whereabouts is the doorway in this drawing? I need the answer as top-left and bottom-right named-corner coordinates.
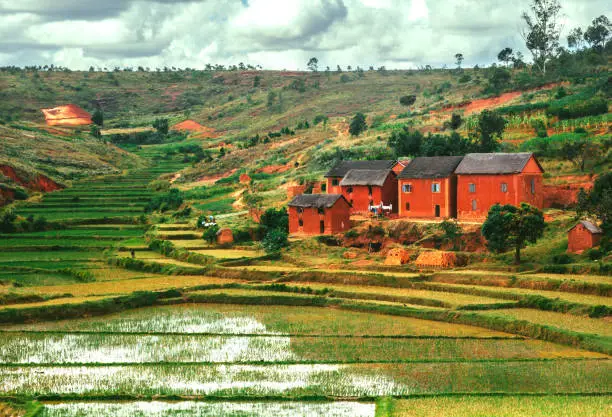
top-left (320, 220), bottom-right (325, 234)
top-left (435, 205), bottom-right (441, 217)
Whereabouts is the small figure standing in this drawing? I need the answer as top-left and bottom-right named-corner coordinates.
top-left (131, 250), bottom-right (135, 259)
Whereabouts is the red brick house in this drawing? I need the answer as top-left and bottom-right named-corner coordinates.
top-left (567, 220), bottom-right (602, 254)
top-left (325, 160), bottom-right (397, 194)
top-left (455, 153), bottom-right (544, 221)
top-left (216, 228), bottom-right (234, 245)
top-left (339, 169), bottom-right (398, 213)
top-left (397, 156), bottom-right (464, 219)
top-left (288, 194), bottom-right (351, 235)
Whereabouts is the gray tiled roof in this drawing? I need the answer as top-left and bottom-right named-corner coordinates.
top-left (325, 160), bottom-right (396, 178)
top-left (571, 220), bottom-right (603, 234)
top-left (288, 194), bottom-right (347, 208)
top-left (398, 156), bottom-right (464, 179)
top-left (455, 153), bottom-right (542, 175)
top-left (340, 169), bottom-right (393, 186)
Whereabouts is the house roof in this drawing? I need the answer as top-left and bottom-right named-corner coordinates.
top-left (455, 153), bottom-right (542, 175)
top-left (325, 160), bottom-right (396, 178)
top-left (340, 169), bottom-right (394, 186)
top-left (570, 220), bottom-right (603, 234)
top-left (398, 156), bottom-right (464, 179)
top-left (288, 194), bottom-right (348, 209)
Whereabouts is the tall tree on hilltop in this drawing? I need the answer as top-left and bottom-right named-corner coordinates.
top-left (497, 47), bottom-right (514, 67)
top-left (472, 110), bottom-right (507, 152)
top-left (521, 0), bottom-right (562, 74)
top-left (455, 53), bottom-right (464, 70)
top-left (584, 15), bottom-right (612, 51)
top-left (307, 57), bottom-right (318, 72)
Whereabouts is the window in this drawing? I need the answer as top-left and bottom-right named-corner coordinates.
top-left (402, 184), bottom-right (412, 193)
top-left (531, 178), bottom-right (536, 194)
top-left (347, 187), bottom-right (353, 194)
top-left (501, 183), bottom-right (508, 193)
top-left (469, 183), bottom-right (476, 193)
top-left (405, 202), bottom-right (410, 211)
top-left (331, 179), bottom-right (339, 186)
top-left (431, 183), bottom-right (441, 193)
top-left (350, 199), bottom-right (353, 206)
top-left (321, 183), bottom-right (327, 192)
top-left (471, 200), bottom-right (477, 211)
top-left (317, 207), bottom-right (325, 215)
top-left (297, 207), bottom-right (304, 214)
top-left (298, 219), bottom-right (304, 227)
top-left (368, 185), bottom-right (373, 196)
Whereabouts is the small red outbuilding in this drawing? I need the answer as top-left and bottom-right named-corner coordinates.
top-left (288, 194), bottom-right (351, 236)
top-left (567, 220), bottom-right (602, 254)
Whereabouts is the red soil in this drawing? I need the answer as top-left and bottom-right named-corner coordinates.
top-left (194, 169), bottom-right (237, 186)
top-left (257, 164), bottom-right (292, 174)
top-left (0, 165), bottom-right (61, 192)
top-left (171, 120), bottom-right (218, 138)
top-left (433, 83), bottom-right (562, 115)
top-left (41, 105), bottom-right (92, 126)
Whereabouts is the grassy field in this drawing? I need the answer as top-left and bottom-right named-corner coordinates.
top-left (391, 396), bottom-right (611, 417)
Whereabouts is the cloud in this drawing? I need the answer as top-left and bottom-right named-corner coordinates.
top-left (0, 0), bottom-right (608, 70)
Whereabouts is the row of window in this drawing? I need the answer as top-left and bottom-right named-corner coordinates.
top-left (404, 200), bottom-right (479, 212)
top-left (402, 183), bottom-right (516, 194)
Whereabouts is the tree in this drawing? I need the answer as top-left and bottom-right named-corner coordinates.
top-left (262, 228), bottom-right (289, 254)
top-left (577, 173), bottom-right (612, 251)
top-left (438, 218), bottom-right (463, 250)
top-left (473, 110), bottom-right (507, 152)
top-left (388, 128), bottom-right (423, 157)
top-left (259, 207), bottom-right (288, 233)
top-left (307, 57), bottom-right (319, 72)
top-left (497, 47), bottom-right (514, 67)
top-left (521, 0), bottom-right (562, 74)
top-left (482, 203), bottom-right (546, 264)
top-left (455, 53), bottom-right (464, 70)
top-left (399, 95), bottom-right (417, 106)
top-left (152, 118), bottom-right (169, 135)
top-left (203, 224), bottom-right (220, 244)
top-left (567, 28), bottom-right (585, 50)
top-left (559, 139), bottom-right (602, 172)
top-left (243, 192), bottom-right (264, 220)
top-left (486, 67), bottom-right (511, 93)
top-left (449, 113), bottom-right (463, 130)
top-left (349, 113), bottom-right (367, 137)
top-left (91, 108), bottom-right (104, 126)
top-left (90, 125), bottom-right (101, 138)
top-left (584, 15), bottom-right (612, 51)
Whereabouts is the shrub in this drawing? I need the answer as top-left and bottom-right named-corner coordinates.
top-left (344, 229), bottom-right (359, 239)
top-left (13, 188), bottom-right (28, 200)
top-left (547, 96), bottom-right (608, 120)
top-left (262, 228), bottom-right (289, 254)
top-left (551, 253), bottom-right (573, 265)
top-left (145, 189), bottom-right (183, 213)
top-left (399, 95), bottom-right (417, 106)
top-left (586, 248), bottom-right (603, 260)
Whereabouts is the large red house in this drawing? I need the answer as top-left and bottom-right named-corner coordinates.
top-left (288, 194), bottom-right (351, 235)
top-left (397, 156), bottom-right (464, 219)
top-left (339, 169), bottom-right (398, 213)
top-left (325, 160), bottom-right (397, 194)
top-left (455, 153), bottom-right (544, 221)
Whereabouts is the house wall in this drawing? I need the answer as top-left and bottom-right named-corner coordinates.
top-left (216, 229), bottom-right (234, 245)
top-left (341, 174), bottom-right (398, 213)
top-left (398, 177), bottom-right (454, 218)
top-left (288, 200), bottom-right (351, 235)
top-left (457, 159), bottom-right (543, 221)
top-left (567, 225), bottom-right (601, 254)
top-left (326, 177), bottom-right (343, 195)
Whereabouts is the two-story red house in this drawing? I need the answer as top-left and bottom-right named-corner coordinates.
top-left (397, 156), bottom-right (464, 218)
top-left (339, 169), bottom-right (398, 213)
top-left (455, 153), bottom-right (544, 221)
top-left (324, 160), bottom-right (397, 194)
top-left (288, 194), bottom-right (351, 235)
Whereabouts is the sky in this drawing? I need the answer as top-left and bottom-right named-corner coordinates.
top-left (0, 0), bottom-right (609, 70)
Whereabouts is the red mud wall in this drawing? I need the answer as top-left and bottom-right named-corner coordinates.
top-left (289, 200), bottom-right (351, 235)
top-left (567, 225), bottom-right (600, 254)
top-left (398, 177), bottom-right (454, 218)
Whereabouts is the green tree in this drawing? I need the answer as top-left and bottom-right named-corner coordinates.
top-left (497, 47), bottom-right (514, 67)
top-left (262, 228), bottom-right (289, 254)
top-left (438, 218), bottom-right (463, 250)
top-left (482, 203), bottom-right (546, 264)
top-left (473, 110), bottom-right (507, 152)
top-left (577, 172), bottom-right (612, 251)
top-left (449, 113), bottom-right (463, 130)
top-left (486, 67), bottom-right (511, 93)
top-left (521, 0), bottom-right (562, 74)
top-left (152, 118), bottom-right (169, 135)
top-left (349, 112), bottom-right (367, 137)
top-left (307, 57), bottom-right (319, 72)
top-left (584, 15), bottom-right (612, 51)
top-left (91, 108), bottom-right (104, 126)
top-left (203, 224), bottom-right (220, 244)
top-left (559, 138), bottom-right (601, 172)
top-left (259, 207), bottom-right (289, 233)
top-left (90, 125), bottom-right (101, 138)
top-left (399, 95), bottom-right (417, 106)
top-left (567, 27), bottom-right (585, 50)
top-left (455, 53), bottom-right (464, 70)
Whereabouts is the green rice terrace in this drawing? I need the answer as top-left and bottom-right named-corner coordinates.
top-left (0, 40), bottom-right (611, 416)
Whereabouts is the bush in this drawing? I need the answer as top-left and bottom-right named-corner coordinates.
top-left (399, 95), bottom-right (417, 106)
top-left (13, 188), bottom-right (28, 200)
top-left (145, 189), bottom-right (184, 213)
top-left (547, 96), bottom-right (608, 120)
top-left (586, 248), bottom-right (603, 260)
top-left (344, 229), bottom-right (359, 239)
top-left (551, 253), bottom-right (573, 265)
top-left (262, 228), bottom-right (289, 254)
